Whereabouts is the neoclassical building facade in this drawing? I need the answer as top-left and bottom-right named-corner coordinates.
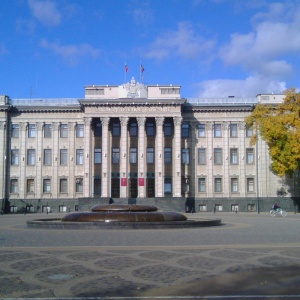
top-left (0, 78), bottom-right (299, 213)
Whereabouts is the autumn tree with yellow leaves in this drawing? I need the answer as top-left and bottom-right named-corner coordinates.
top-left (246, 88), bottom-right (300, 177)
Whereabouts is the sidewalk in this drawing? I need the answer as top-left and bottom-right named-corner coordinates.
top-left (0, 212), bottom-right (299, 299)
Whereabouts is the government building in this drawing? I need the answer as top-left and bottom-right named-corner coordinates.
top-left (0, 78), bottom-right (299, 214)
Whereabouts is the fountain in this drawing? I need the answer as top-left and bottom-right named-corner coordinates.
top-left (27, 204), bottom-right (222, 229)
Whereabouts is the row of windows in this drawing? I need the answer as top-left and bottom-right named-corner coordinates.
top-left (10, 178), bottom-right (83, 194)
top-left (10, 147), bottom-right (255, 166)
top-left (11, 122), bottom-right (253, 139)
top-left (198, 148), bottom-right (254, 165)
top-left (11, 149), bottom-right (85, 166)
top-left (198, 177), bottom-right (255, 193)
top-left (11, 124), bottom-right (84, 139)
top-left (195, 123), bottom-right (253, 138)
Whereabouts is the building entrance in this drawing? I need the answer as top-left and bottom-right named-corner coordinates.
top-left (111, 178), bottom-right (120, 198)
top-left (129, 178), bottom-right (138, 198)
top-left (147, 178), bottom-right (155, 197)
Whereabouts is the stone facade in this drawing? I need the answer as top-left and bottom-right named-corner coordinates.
top-left (0, 79), bottom-right (299, 213)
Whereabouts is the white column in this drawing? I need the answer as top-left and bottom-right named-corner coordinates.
top-left (120, 117), bottom-right (129, 198)
top-left (173, 116), bottom-right (182, 197)
top-left (52, 122), bottom-right (60, 198)
top-left (155, 117), bottom-right (164, 197)
top-left (35, 122), bottom-right (44, 198)
top-left (101, 117), bottom-right (110, 197)
top-left (83, 117), bottom-right (92, 197)
top-left (19, 122), bottom-right (27, 199)
top-left (68, 122), bottom-right (76, 197)
top-left (223, 122), bottom-right (229, 196)
top-left (0, 122), bottom-right (7, 203)
top-left (137, 117), bottom-right (146, 198)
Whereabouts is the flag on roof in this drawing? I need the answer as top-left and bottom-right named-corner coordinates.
top-left (141, 64), bottom-right (145, 73)
top-left (125, 64), bottom-right (128, 72)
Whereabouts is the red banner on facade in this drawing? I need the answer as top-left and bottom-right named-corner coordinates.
top-left (139, 178), bottom-right (144, 186)
top-left (121, 178), bottom-right (127, 186)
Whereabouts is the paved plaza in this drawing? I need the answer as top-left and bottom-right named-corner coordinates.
top-left (0, 211), bottom-right (300, 299)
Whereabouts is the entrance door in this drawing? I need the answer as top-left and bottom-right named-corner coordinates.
top-left (129, 178), bottom-right (138, 198)
top-left (111, 178), bottom-right (120, 198)
top-left (147, 178), bottom-right (155, 197)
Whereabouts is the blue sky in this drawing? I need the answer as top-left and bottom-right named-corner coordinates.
top-left (1, 0), bottom-right (300, 99)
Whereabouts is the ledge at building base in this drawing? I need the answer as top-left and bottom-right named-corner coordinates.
top-left (26, 218), bottom-right (222, 229)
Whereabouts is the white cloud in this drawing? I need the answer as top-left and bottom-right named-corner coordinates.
top-left (194, 2), bottom-right (300, 98)
top-left (40, 39), bottom-right (99, 66)
top-left (28, 0), bottom-right (61, 26)
top-left (220, 3), bottom-right (300, 79)
top-left (195, 76), bottom-right (287, 98)
top-left (129, 1), bottom-right (154, 27)
top-left (145, 22), bottom-right (215, 60)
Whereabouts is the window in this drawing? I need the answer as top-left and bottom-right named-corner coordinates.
top-left (146, 122), bottom-right (155, 136)
top-left (198, 123), bottom-right (205, 137)
top-left (231, 204), bottom-right (239, 212)
top-left (247, 178), bottom-right (254, 192)
top-left (230, 124), bottom-right (238, 137)
top-left (27, 149), bottom-right (35, 166)
top-left (44, 124), bottom-right (52, 138)
top-left (164, 147), bottom-right (172, 164)
top-left (60, 149), bottom-right (68, 165)
top-left (10, 179), bottom-right (18, 193)
top-left (214, 178), bottom-right (222, 192)
top-left (164, 177), bottom-right (172, 194)
top-left (161, 88), bottom-right (180, 94)
top-left (214, 124), bottom-right (222, 137)
top-left (147, 147), bottom-right (154, 164)
top-left (11, 149), bottom-right (19, 165)
top-left (60, 124), bottom-right (68, 138)
top-left (231, 178), bottom-right (238, 192)
top-left (76, 149), bottom-right (84, 165)
top-left (11, 124), bottom-right (19, 138)
top-left (94, 122), bottom-right (102, 137)
top-left (129, 123), bottom-right (137, 136)
top-left (44, 149), bottom-right (52, 166)
top-left (59, 205), bottom-right (67, 212)
top-left (112, 122), bottom-right (120, 136)
top-left (28, 124), bottom-right (36, 138)
top-left (246, 125), bottom-right (253, 137)
top-left (130, 148), bottom-right (137, 164)
top-left (76, 178), bottom-right (83, 193)
top-left (182, 148), bottom-right (190, 164)
top-left (181, 123), bottom-right (189, 138)
top-left (112, 148), bottom-right (120, 164)
top-left (214, 148), bottom-right (222, 165)
top-left (94, 179), bottom-right (101, 194)
top-left (198, 148), bottom-right (206, 165)
top-left (230, 148), bottom-right (238, 164)
top-left (164, 122), bottom-right (172, 136)
top-left (60, 178), bottom-right (68, 193)
top-left (215, 204), bottom-right (223, 211)
top-left (27, 179), bottom-right (35, 193)
top-left (198, 178), bottom-right (206, 192)
top-left (248, 204), bottom-right (256, 211)
top-left (76, 124), bottom-right (84, 137)
top-left (199, 204), bottom-right (207, 211)
top-left (43, 179), bottom-right (51, 193)
top-left (95, 148), bottom-right (102, 164)
top-left (246, 148), bottom-right (254, 164)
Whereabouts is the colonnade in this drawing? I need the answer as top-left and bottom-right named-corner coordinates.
top-left (84, 115), bottom-right (183, 199)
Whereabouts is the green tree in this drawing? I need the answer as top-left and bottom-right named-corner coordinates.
top-left (246, 88), bottom-right (300, 177)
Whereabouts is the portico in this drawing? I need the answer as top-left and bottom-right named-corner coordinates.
top-left (81, 78), bottom-right (185, 200)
